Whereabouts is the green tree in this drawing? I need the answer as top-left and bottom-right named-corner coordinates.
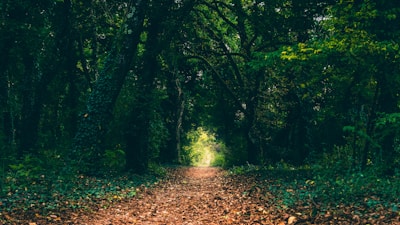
top-left (72, 0), bottom-right (146, 173)
top-left (182, 0), bottom-right (334, 165)
top-left (264, 0), bottom-right (400, 170)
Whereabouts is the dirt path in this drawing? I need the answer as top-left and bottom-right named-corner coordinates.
top-left (79, 167), bottom-right (276, 225)
top-left (6, 166), bottom-right (398, 224)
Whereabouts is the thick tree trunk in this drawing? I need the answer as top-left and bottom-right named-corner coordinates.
top-left (72, 0), bottom-right (145, 174)
top-left (124, 7), bottom-right (162, 173)
top-left (246, 70), bottom-right (264, 165)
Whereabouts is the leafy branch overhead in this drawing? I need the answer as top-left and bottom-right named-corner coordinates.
top-left (0, 0), bottom-right (399, 223)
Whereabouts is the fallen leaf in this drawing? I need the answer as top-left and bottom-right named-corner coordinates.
top-left (3, 214), bottom-right (12, 220)
top-left (288, 216), bottom-right (297, 224)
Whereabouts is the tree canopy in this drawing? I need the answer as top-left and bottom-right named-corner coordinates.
top-left (1, 0), bottom-right (399, 173)
top-left (1, 0), bottom-right (400, 223)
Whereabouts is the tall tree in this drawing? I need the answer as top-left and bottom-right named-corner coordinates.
top-left (125, 0), bottom-right (198, 172)
top-left (265, 0), bottom-right (400, 169)
top-left (72, 0), bottom-right (146, 173)
top-left (182, 0), bottom-right (334, 164)
top-left (124, 3), bottom-right (163, 173)
top-left (1, 1), bottom-right (57, 158)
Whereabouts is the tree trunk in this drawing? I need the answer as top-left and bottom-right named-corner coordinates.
top-left (161, 76), bottom-right (185, 163)
top-left (124, 6), bottom-right (162, 173)
top-left (175, 85), bottom-right (185, 163)
top-left (246, 70), bottom-right (264, 165)
top-left (125, 105), bottom-right (150, 174)
top-left (58, 0), bottom-right (79, 140)
top-left (17, 55), bottom-right (40, 158)
top-left (377, 74), bottom-right (397, 173)
top-left (0, 37), bottom-right (13, 152)
top-left (72, 0), bottom-right (145, 174)
top-left (360, 85), bottom-right (379, 171)
top-left (246, 100), bottom-right (260, 165)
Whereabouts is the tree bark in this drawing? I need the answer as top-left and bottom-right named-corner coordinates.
top-left (124, 4), bottom-right (163, 173)
top-left (160, 75), bottom-right (185, 163)
top-left (72, 0), bottom-right (145, 174)
top-left (175, 80), bottom-right (185, 163)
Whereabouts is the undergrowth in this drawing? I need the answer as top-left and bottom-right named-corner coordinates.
top-left (0, 154), bottom-right (163, 218)
top-left (228, 163), bottom-right (400, 213)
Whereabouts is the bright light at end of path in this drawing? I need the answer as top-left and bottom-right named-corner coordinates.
top-left (182, 127), bottom-right (226, 167)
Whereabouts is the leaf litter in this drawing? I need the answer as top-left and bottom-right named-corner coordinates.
top-left (1, 167), bottom-right (400, 224)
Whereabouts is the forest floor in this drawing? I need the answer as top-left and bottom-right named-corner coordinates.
top-left (2, 166), bottom-right (400, 224)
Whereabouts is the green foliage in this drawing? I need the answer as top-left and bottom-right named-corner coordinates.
top-left (375, 113), bottom-right (400, 136)
top-left (309, 170), bottom-right (400, 207)
top-left (210, 145), bottom-right (227, 167)
top-left (8, 155), bottom-right (46, 182)
top-left (315, 145), bottom-right (354, 174)
top-left (148, 110), bottom-right (169, 161)
top-left (240, 166), bottom-right (399, 214)
top-left (103, 148), bottom-right (126, 172)
top-left (1, 0), bottom-right (400, 216)
top-left (343, 125), bottom-right (381, 149)
top-left (1, 147), bottom-right (162, 214)
top-left (5, 150), bottom-right (72, 189)
top-left (218, 130), bottom-right (248, 167)
top-left (310, 140), bottom-right (400, 203)
top-left (374, 113), bottom-right (400, 167)
top-left (0, 158), bottom-right (6, 196)
top-left (182, 127), bottom-right (227, 167)
top-left (1, 168), bottom-right (159, 214)
top-left (228, 163), bottom-right (261, 175)
top-left (148, 162), bottom-right (167, 177)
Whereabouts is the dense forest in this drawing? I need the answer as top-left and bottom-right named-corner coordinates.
top-left (1, 0), bottom-right (400, 223)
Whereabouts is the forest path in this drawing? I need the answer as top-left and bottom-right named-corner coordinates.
top-left (80, 167), bottom-right (278, 225)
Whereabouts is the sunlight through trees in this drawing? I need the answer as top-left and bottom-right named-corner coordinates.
top-left (182, 127), bottom-right (226, 167)
top-left (1, 0), bottom-right (400, 223)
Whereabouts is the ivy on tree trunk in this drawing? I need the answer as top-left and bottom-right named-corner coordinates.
top-left (72, 0), bottom-right (145, 174)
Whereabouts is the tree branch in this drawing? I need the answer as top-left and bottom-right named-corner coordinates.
top-left (185, 55), bottom-right (249, 117)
